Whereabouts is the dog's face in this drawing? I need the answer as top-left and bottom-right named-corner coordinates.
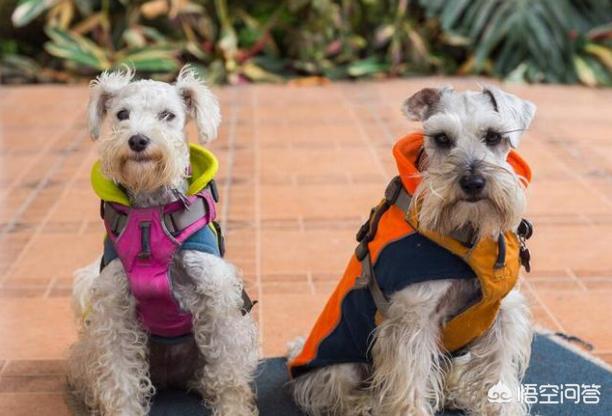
top-left (87, 66), bottom-right (220, 194)
top-left (403, 86), bottom-right (535, 239)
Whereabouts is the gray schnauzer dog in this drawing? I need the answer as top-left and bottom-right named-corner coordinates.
top-left (289, 86), bottom-right (536, 416)
top-left (68, 66), bottom-right (259, 416)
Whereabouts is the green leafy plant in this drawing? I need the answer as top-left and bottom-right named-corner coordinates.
top-left (420, 0), bottom-right (611, 86)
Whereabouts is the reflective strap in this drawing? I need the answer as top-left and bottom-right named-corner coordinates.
top-left (163, 197), bottom-right (208, 235)
top-left (103, 203), bottom-right (128, 235)
top-left (361, 253), bottom-right (391, 317)
top-left (394, 187), bottom-right (412, 213)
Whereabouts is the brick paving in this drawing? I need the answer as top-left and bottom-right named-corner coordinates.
top-left (0, 79), bottom-right (611, 413)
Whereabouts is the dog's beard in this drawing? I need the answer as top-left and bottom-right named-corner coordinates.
top-left (99, 128), bottom-right (188, 194)
top-left (414, 162), bottom-right (526, 240)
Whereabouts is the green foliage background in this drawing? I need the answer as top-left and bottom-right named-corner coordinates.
top-left (1, 0), bottom-right (610, 85)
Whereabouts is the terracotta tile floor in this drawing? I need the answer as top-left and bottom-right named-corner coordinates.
top-left (0, 79), bottom-right (611, 412)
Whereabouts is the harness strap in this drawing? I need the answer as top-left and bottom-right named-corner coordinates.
top-left (163, 197), bottom-right (209, 235)
top-left (361, 253), bottom-right (391, 316)
top-left (356, 176), bottom-right (410, 316)
top-left (355, 177), bottom-right (405, 261)
top-left (102, 192), bottom-right (210, 237)
top-left (394, 185), bottom-right (412, 213)
top-left (103, 202), bottom-right (128, 235)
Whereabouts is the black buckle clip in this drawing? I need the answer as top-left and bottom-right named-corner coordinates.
top-left (356, 207), bottom-right (375, 242)
top-left (355, 241), bottom-right (369, 261)
top-left (517, 218), bottom-right (533, 273)
top-left (517, 218), bottom-right (533, 240)
top-left (384, 176), bottom-right (403, 204)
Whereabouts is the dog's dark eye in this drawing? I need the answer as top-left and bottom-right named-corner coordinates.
top-left (432, 133), bottom-right (452, 148)
top-left (159, 110), bottom-right (175, 121)
top-left (484, 130), bottom-right (502, 146)
top-left (116, 109), bottom-right (129, 121)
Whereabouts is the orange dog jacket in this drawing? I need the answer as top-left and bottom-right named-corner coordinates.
top-left (289, 131), bottom-right (532, 378)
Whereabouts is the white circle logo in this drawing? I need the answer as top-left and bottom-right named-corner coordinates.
top-left (487, 381), bottom-right (513, 403)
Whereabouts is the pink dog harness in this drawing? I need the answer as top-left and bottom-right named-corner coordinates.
top-left (102, 190), bottom-right (217, 337)
top-left (92, 144), bottom-right (254, 339)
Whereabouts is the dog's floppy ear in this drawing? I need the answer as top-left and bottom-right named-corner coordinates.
top-left (402, 87), bottom-right (450, 121)
top-left (175, 65), bottom-right (221, 144)
top-left (88, 67), bottom-right (134, 140)
top-left (482, 85), bottom-right (536, 147)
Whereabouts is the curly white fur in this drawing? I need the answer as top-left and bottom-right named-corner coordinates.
top-left (173, 251), bottom-right (259, 415)
top-left (290, 86), bottom-right (536, 416)
top-left (69, 260), bottom-right (154, 416)
top-left (176, 65), bottom-right (221, 143)
top-left (69, 66), bottom-right (257, 415)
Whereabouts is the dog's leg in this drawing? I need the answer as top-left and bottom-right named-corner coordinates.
top-left (177, 251), bottom-right (258, 416)
top-left (445, 289), bottom-right (532, 416)
top-left (68, 260), bottom-right (153, 416)
top-left (290, 363), bottom-right (371, 416)
top-left (370, 280), bottom-right (452, 416)
top-left (288, 338), bottom-right (371, 416)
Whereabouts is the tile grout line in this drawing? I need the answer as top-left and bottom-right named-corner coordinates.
top-left (2, 127), bottom-right (71, 200)
top-left (0, 127), bottom-right (90, 286)
top-left (30, 144), bottom-right (95, 235)
top-left (307, 271), bottom-right (315, 295)
top-left (565, 267), bottom-right (588, 291)
top-left (523, 280), bottom-right (566, 332)
top-left (1, 133), bottom-right (93, 283)
top-left (220, 91), bottom-right (240, 232)
top-left (365, 89), bottom-right (399, 147)
top-left (251, 87), bottom-right (264, 353)
top-left (77, 218), bottom-right (88, 235)
top-left (43, 276), bottom-right (58, 299)
top-left (339, 86), bottom-right (390, 179)
top-left (533, 136), bottom-right (612, 209)
top-left (0, 121), bottom-right (85, 241)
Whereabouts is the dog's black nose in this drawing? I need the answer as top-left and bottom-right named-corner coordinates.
top-left (460, 174), bottom-right (486, 196)
top-left (128, 134), bottom-right (150, 152)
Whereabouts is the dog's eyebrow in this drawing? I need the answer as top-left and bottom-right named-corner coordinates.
top-left (483, 89), bottom-right (498, 112)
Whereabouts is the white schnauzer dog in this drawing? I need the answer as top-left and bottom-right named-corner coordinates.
top-left (68, 66), bottom-right (259, 416)
top-left (288, 86), bottom-right (536, 416)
